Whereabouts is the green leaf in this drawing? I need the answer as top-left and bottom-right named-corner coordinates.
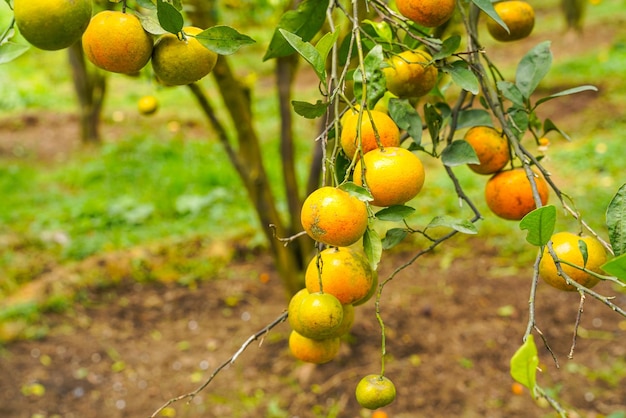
top-left (363, 227), bottom-right (383, 271)
top-left (353, 45), bottom-right (386, 108)
top-left (578, 239), bottom-right (589, 268)
top-left (432, 35), bottom-right (461, 60)
top-left (315, 31), bottom-right (339, 66)
top-left (136, 12), bottom-right (168, 35)
top-left (510, 335), bottom-right (539, 393)
top-left (362, 20), bottom-right (393, 43)
top-left (0, 41), bottom-right (29, 64)
top-left (519, 205), bottom-right (557, 246)
top-left (424, 103), bottom-right (442, 148)
top-left (543, 118), bottom-right (571, 141)
top-left (382, 228), bottom-right (408, 250)
top-left (156, 0), bottom-right (184, 35)
top-left (441, 140), bottom-right (479, 167)
top-left (456, 109), bottom-right (494, 130)
top-left (472, 0), bottom-right (509, 33)
top-left (195, 26), bottom-right (255, 55)
top-left (375, 205), bottom-right (416, 222)
top-left (444, 61), bottom-right (479, 95)
top-left (388, 98), bottom-right (422, 145)
top-left (263, 0), bottom-right (326, 60)
top-left (136, 0), bottom-right (156, 9)
top-left (292, 100), bottom-right (328, 119)
top-left (426, 215), bottom-right (478, 234)
top-left (535, 85), bottom-right (598, 107)
top-left (278, 29), bottom-right (325, 83)
top-left (606, 184), bottom-right (626, 256)
top-left (601, 253), bottom-right (626, 283)
top-left (508, 107), bottom-right (529, 137)
top-left (497, 81), bottom-right (525, 107)
top-left (516, 41), bottom-right (553, 99)
top-left (339, 182), bottom-right (373, 202)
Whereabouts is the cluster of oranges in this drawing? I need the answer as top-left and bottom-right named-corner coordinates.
top-left (13, 0), bottom-right (218, 86)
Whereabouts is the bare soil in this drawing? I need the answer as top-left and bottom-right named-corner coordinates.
top-left (1, 16), bottom-right (625, 418)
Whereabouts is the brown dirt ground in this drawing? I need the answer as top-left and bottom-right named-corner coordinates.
top-left (1, 15), bottom-right (626, 418)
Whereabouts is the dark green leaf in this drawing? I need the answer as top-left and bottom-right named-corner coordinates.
top-left (353, 45), bottom-right (386, 108)
top-left (363, 227), bottom-right (382, 271)
top-left (441, 140), bottom-right (479, 167)
top-left (606, 184), bottom-right (626, 256)
top-left (497, 81), bottom-right (525, 107)
top-left (456, 109), bottom-right (493, 130)
top-left (388, 98), bottom-right (422, 145)
top-left (156, 0), bottom-right (184, 34)
top-left (382, 228), bottom-right (408, 250)
top-left (0, 41), bottom-right (29, 64)
top-left (263, 0), bottom-right (326, 60)
top-left (543, 118), bottom-right (571, 141)
top-left (516, 41), bottom-right (552, 99)
top-left (424, 103), bottom-right (442, 148)
top-left (444, 61), bottom-right (479, 95)
top-left (432, 35), bottom-right (461, 60)
top-left (375, 205), bottom-right (416, 222)
top-left (510, 335), bottom-right (539, 392)
top-left (601, 254), bottom-right (626, 283)
top-left (195, 26), bottom-right (255, 55)
top-left (426, 215), bottom-right (478, 234)
top-left (471, 0), bottom-right (509, 33)
top-left (292, 100), bottom-right (329, 119)
top-left (279, 29), bottom-right (325, 83)
top-left (339, 182), bottom-right (374, 202)
top-left (508, 107), bottom-right (529, 137)
top-left (535, 85), bottom-right (598, 107)
top-left (519, 205), bottom-right (557, 246)
top-left (578, 239), bottom-right (589, 268)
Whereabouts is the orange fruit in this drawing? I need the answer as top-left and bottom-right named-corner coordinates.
top-left (464, 126), bottom-right (510, 175)
top-left (82, 11), bottom-right (153, 74)
top-left (539, 232), bottom-right (607, 291)
top-left (372, 411), bottom-right (389, 418)
top-left (14, 0), bottom-right (92, 51)
top-left (353, 270), bottom-right (378, 307)
top-left (138, 95), bottom-right (159, 116)
top-left (353, 147), bottom-right (425, 207)
top-left (383, 50), bottom-right (438, 98)
top-left (290, 292), bottom-right (344, 340)
top-left (485, 168), bottom-right (549, 220)
top-left (288, 330), bottom-right (341, 364)
top-left (288, 288), bottom-right (355, 338)
top-left (395, 0), bottom-right (456, 28)
top-left (301, 186), bottom-right (369, 247)
top-left (305, 247), bottom-right (375, 305)
top-left (486, 1), bottom-right (535, 42)
top-left (355, 374), bottom-right (397, 410)
top-left (340, 110), bottom-right (401, 160)
top-left (151, 27), bottom-right (218, 86)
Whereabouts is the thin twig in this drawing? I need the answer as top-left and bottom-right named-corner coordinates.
top-left (568, 292), bottom-right (585, 359)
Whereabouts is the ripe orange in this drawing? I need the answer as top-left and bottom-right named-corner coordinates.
top-left (82, 11), bottom-right (153, 74)
top-left (138, 95), bottom-right (159, 116)
top-left (485, 168), bottom-right (549, 220)
top-left (288, 330), bottom-right (341, 364)
top-left (14, 0), bottom-right (92, 51)
top-left (353, 270), bottom-right (378, 307)
top-left (355, 374), bottom-right (397, 410)
top-left (290, 292), bottom-right (344, 340)
top-left (395, 0), bottom-right (456, 28)
top-left (383, 50), bottom-right (438, 98)
top-left (353, 147), bottom-right (425, 207)
top-left (486, 1), bottom-right (535, 42)
top-left (300, 186), bottom-right (369, 247)
top-left (539, 232), bottom-right (607, 291)
top-left (152, 27), bottom-right (218, 86)
top-left (371, 411), bottom-right (389, 418)
top-left (340, 110), bottom-right (401, 160)
top-left (464, 126), bottom-right (510, 175)
top-left (305, 247), bottom-right (374, 305)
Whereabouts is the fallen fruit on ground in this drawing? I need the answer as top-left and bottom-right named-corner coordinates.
top-left (340, 110), bottom-right (401, 160)
top-left (485, 167), bottom-right (549, 220)
top-left (539, 231), bottom-right (608, 291)
top-left (383, 50), bottom-right (438, 98)
top-left (305, 247), bottom-right (375, 305)
top-left (355, 374), bottom-right (397, 410)
top-left (353, 147), bottom-right (425, 207)
top-left (14, 0), bottom-right (92, 51)
top-left (395, 0), bottom-right (456, 28)
top-left (138, 95), bottom-right (159, 116)
top-left (300, 186), bottom-right (369, 247)
top-left (288, 330), bottom-right (341, 364)
top-left (464, 126), bottom-right (510, 175)
top-left (152, 27), bottom-right (218, 86)
top-left (82, 10), bottom-right (153, 74)
top-left (486, 1), bottom-right (535, 42)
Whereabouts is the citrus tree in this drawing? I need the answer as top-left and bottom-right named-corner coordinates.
top-left (2, 0), bottom-right (626, 416)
